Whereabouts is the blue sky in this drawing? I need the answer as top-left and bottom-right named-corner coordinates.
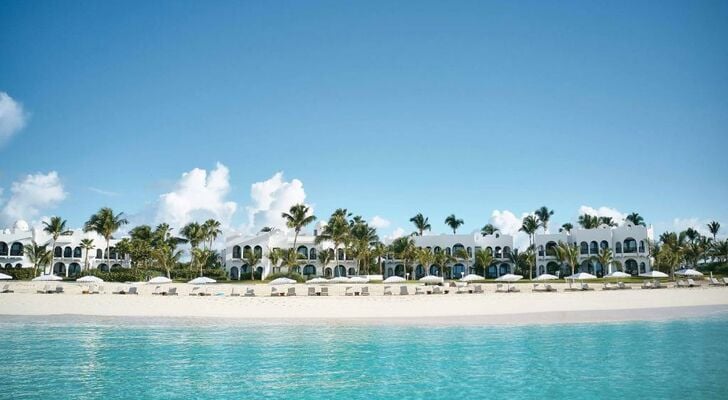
top-left (0, 0), bottom-right (726, 241)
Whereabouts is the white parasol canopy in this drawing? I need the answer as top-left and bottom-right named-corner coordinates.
top-left (495, 274), bottom-right (523, 282)
top-left (306, 277), bottom-right (329, 284)
top-left (329, 276), bottom-right (350, 283)
top-left (460, 274), bottom-right (485, 282)
top-left (676, 268), bottom-right (703, 277)
top-left (0, 273), bottom-right (13, 280)
top-left (605, 271), bottom-right (631, 278)
top-left (638, 271), bottom-right (668, 278)
top-left (534, 273), bottom-right (559, 281)
top-left (32, 274), bottom-right (62, 281)
top-left (383, 276), bottom-right (406, 283)
top-left (188, 277), bottom-right (216, 284)
top-left (567, 272), bottom-right (597, 280)
top-left (348, 276), bottom-right (369, 283)
top-left (76, 276), bottom-right (104, 283)
top-left (419, 275), bottom-right (444, 284)
top-left (268, 277), bottom-right (296, 285)
top-left (148, 276), bottom-right (173, 284)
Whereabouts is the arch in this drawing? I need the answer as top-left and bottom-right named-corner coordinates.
top-left (240, 263), bottom-right (249, 273)
top-left (494, 246), bottom-right (502, 258)
top-left (73, 247), bottom-right (82, 258)
top-left (109, 247), bottom-right (117, 259)
top-left (297, 245), bottom-right (308, 258)
top-left (96, 249), bottom-right (103, 259)
top-left (433, 246), bottom-right (442, 254)
top-left (579, 260), bottom-right (591, 274)
top-left (593, 261), bottom-right (604, 277)
top-left (539, 265), bottom-right (545, 275)
top-left (335, 265), bottom-right (346, 277)
top-left (624, 259), bottom-right (638, 275)
top-left (580, 242), bottom-right (588, 255)
top-left (415, 265), bottom-right (425, 279)
top-left (9, 242), bottom-right (23, 256)
top-left (452, 263), bottom-right (465, 279)
top-left (639, 240), bottom-right (645, 253)
top-left (486, 264), bottom-right (497, 279)
top-left (486, 247), bottom-right (493, 256)
top-left (445, 247), bottom-right (451, 256)
top-left (243, 245), bottom-right (252, 257)
top-left (545, 241), bottom-right (558, 257)
top-left (546, 261), bottom-right (561, 276)
top-left (53, 262), bottom-right (66, 275)
top-left (253, 246), bottom-right (262, 258)
top-left (429, 265), bottom-right (440, 276)
top-left (256, 266), bottom-right (263, 276)
top-left (69, 262), bottom-right (81, 276)
top-left (623, 238), bottom-right (637, 253)
top-left (503, 246), bottom-right (511, 258)
top-left (63, 246), bottom-right (72, 258)
top-left (111, 263), bottom-right (122, 269)
top-left (538, 245), bottom-right (544, 257)
top-left (600, 240), bottom-right (609, 250)
top-left (639, 262), bottom-right (646, 274)
top-left (230, 266), bottom-right (239, 280)
top-left (337, 248), bottom-right (345, 261)
top-left (347, 267), bottom-right (356, 276)
top-left (324, 267), bottom-right (333, 278)
top-left (54, 246), bottom-right (62, 258)
top-left (453, 244), bottom-right (465, 256)
top-left (303, 264), bottom-right (316, 276)
top-left (98, 263), bottom-right (109, 272)
top-left (0, 242), bottom-right (7, 256)
top-left (395, 264), bottom-right (405, 277)
top-left (499, 263), bottom-right (510, 276)
top-left (15, 263), bottom-right (22, 268)
top-left (615, 242), bottom-right (622, 253)
top-left (232, 245), bottom-right (242, 259)
top-left (4, 263), bottom-right (11, 269)
top-left (590, 241), bottom-right (598, 254)
top-left (309, 248), bottom-right (317, 260)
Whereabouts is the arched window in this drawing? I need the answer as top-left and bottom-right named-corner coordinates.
top-left (253, 246), bottom-right (262, 258)
top-left (230, 266), bottom-right (239, 280)
top-left (538, 245), bottom-right (544, 257)
top-left (53, 262), bottom-right (65, 275)
top-left (243, 245), bottom-right (252, 257)
top-left (616, 242), bottom-right (622, 253)
top-left (335, 265), bottom-right (346, 277)
top-left (590, 241), bottom-right (598, 254)
top-left (309, 248), bottom-right (317, 260)
top-left (15, 263), bottom-right (21, 268)
top-left (337, 248), bottom-right (345, 261)
top-left (624, 259), bottom-right (638, 275)
top-left (499, 263), bottom-right (510, 276)
top-left (73, 247), bottom-right (82, 258)
top-left (452, 263), bottom-right (465, 279)
top-left (303, 265), bottom-right (316, 276)
top-left (503, 246), bottom-right (511, 258)
top-left (111, 263), bottom-right (122, 269)
top-left (64, 246), bottom-right (72, 258)
top-left (3, 263), bottom-right (10, 269)
top-left (54, 246), bottom-right (62, 257)
top-left (600, 240), bottom-right (609, 250)
top-left (394, 264), bottom-right (404, 277)
top-left (232, 245), bottom-right (241, 259)
top-left (0, 242), bottom-right (8, 256)
top-left (109, 247), bottom-right (117, 259)
top-left (494, 246), bottom-right (502, 258)
top-left (639, 241), bottom-right (645, 253)
top-left (546, 262), bottom-right (560, 275)
top-left (96, 249), bottom-right (103, 259)
top-left (624, 238), bottom-right (637, 253)
top-left (415, 265), bottom-right (425, 279)
top-left (10, 242), bottom-right (23, 256)
top-left (639, 262), bottom-right (646, 274)
top-left (297, 246), bottom-right (308, 258)
top-left (452, 244), bottom-right (465, 256)
top-left (445, 247), bottom-right (451, 256)
top-left (539, 265), bottom-right (545, 275)
top-left (546, 242), bottom-right (558, 257)
top-left (486, 247), bottom-right (493, 256)
top-left (241, 264), bottom-right (249, 273)
top-left (433, 246), bottom-right (441, 254)
top-left (387, 267), bottom-right (393, 277)
top-left (98, 263), bottom-right (109, 272)
top-left (324, 268), bottom-right (333, 278)
top-left (429, 265), bottom-right (440, 276)
top-left (69, 263), bottom-right (81, 276)
top-left (580, 242), bottom-right (588, 255)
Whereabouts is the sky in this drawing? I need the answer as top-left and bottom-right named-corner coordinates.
top-left (0, 0), bottom-right (726, 247)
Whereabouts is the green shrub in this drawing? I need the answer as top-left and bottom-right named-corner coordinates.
top-left (264, 272), bottom-right (305, 283)
top-left (170, 268), bottom-right (228, 281)
top-left (0, 267), bottom-right (37, 280)
top-left (82, 269), bottom-right (149, 282)
top-left (238, 271), bottom-right (262, 281)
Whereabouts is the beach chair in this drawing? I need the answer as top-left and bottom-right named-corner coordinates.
top-left (687, 279), bottom-right (701, 288)
top-left (307, 287), bottom-right (316, 296)
top-left (653, 280), bottom-right (666, 289)
top-left (495, 283), bottom-right (506, 293)
top-left (54, 286), bottom-right (64, 294)
top-left (37, 284), bottom-right (50, 294)
top-left (383, 286), bottom-right (392, 296)
top-left (722, 277), bottom-right (728, 286)
top-left (244, 288), bottom-right (256, 297)
top-left (81, 285), bottom-right (91, 294)
top-left (675, 280), bottom-right (687, 288)
top-left (708, 277), bottom-right (722, 286)
top-left (545, 284), bottom-right (556, 292)
top-left (344, 286), bottom-right (354, 296)
top-left (361, 286), bottom-right (370, 296)
top-left (230, 287), bottom-right (240, 297)
top-left (641, 281), bottom-right (653, 289)
top-left (127, 287), bottom-right (138, 295)
top-left (456, 284), bottom-right (467, 294)
top-left (113, 286), bottom-right (128, 294)
top-left (270, 287), bottom-right (280, 296)
top-left (399, 286), bottom-right (408, 296)
top-left (616, 282), bottom-right (630, 290)
top-left (166, 287), bottom-right (178, 296)
top-left (415, 286), bottom-right (425, 295)
top-left (320, 287), bottom-right (329, 296)
top-left (508, 285), bottom-right (520, 293)
top-left (580, 283), bottom-right (592, 291)
top-left (432, 286), bottom-right (442, 294)
top-left (189, 286), bottom-right (201, 296)
top-left (474, 285), bottom-right (484, 294)
top-left (1, 284), bottom-right (14, 293)
top-left (286, 287), bottom-right (296, 296)
top-left (152, 286), bottom-right (167, 295)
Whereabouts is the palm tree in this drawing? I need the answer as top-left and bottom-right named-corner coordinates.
top-left (153, 245), bottom-right (183, 279)
top-left (281, 204), bottom-right (316, 250)
top-left (409, 213), bottom-right (431, 236)
top-left (315, 209), bottom-right (351, 277)
top-left (453, 248), bottom-right (470, 276)
top-left (79, 238), bottom-right (95, 271)
top-left (180, 222), bottom-right (206, 275)
top-left (202, 219), bottom-right (222, 250)
top-left (444, 214), bottom-right (464, 234)
top-left (260, 226), bottom-right (274, 233)
top-left (626, 212), bottom-right (645, 226)
top-left (710, 240), bottom-right (728, 263)
top-left (707, 221), bottom-right (720, 241)
top-left (508, 248), bottom-right (530, 276)
top-left (534, 206), bottom-right (554, 233)
top-left (43, 216), bottom-right (72, 276)
top-left (415, 247), bottom-right (435, 277)
top-left (577, 214), bottom-right (599, 229)
top-left (560, 223), bottom-right (573, 233)
top-left (266, 247), bottom-right (282, 275)
top-left (371, 241), bottom-right (388, 276)
top-left (434, 250), bottom-right (456, 278)
top-left (592, 247), bottom-right (621, 274)
top-left (554, 241), bottom-right (580, 276)
top-left (598, 216), bottom-right (618, 227)
top-left (474, 248), bottom-right (494, 277)
top-left (480, 223), bottom-right (498, 236)
top-left (317, 247), bottom-right (333, 276)
top-left (244, 248), bottom-right (262, 280)
top-left (391, 236), bottom-right (416, 279)
top-left (23, 241), bottom-right (51, 277)
top-left (280, 248), bottom-right (304, 275)
top-left (519, 215), bottom-right (539, 279)
top-left (84, 208), bottom-right (128, 273)
top-left (350, 218), bottom-right (378, 275)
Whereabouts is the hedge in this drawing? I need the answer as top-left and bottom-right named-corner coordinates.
top-left (264, 272), bottom-right (305, 283)
top-left (0, 267), bottom-right (37, 280)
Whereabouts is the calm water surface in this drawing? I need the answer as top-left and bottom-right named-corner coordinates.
top-left (1, 316), bottom-right (726, 399)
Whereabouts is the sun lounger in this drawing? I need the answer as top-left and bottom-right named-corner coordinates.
top-left (345, 286), bottom-right (354, 296)
top-left (37, 284), bottom-right (50, 294)
top-left (641, 281), bottom-right (653, 289)
top-left (474, 285), bottom-right (484, 294)
top-left (165, 287), bottom-right (177, 296)
top-left (286, 287), bottom-right (296, 296)
top-left (270, 287), bottom-right (280, 296)
top-left (708, 277), bottom-right (722, 286)
top-left (415, 286), bottom-right (425, 295)
top-left (113, 286), bottom-right (128, 294)
top-left (244, 288), bottom-right (256, 297)
top-left (675, 280), bottom-right (687, 288)
top-left (456, 285), bottom-right (467, 294)
top-left (307, 287), bottom-right (316, 296)
top-left (580, 283), bottom-right (593, 291)
top-left (126, 287), bottom-right (137, 295)
top-left (653, 280), bottom-right (666, 289)
top-left (230, 287), bottom-right (241, 297)
top-left (617, 282), bottom-right (631, 290)
top-left (399, 286), bottom-right (408, 296)
top-left (722, 277), bottom-right (728, 286)
top-left (81, 285), bottom-right (91, 294)
top-left (687, 279), bottom-right (701, 288)
top-left (508, 285), bottom-right (520, 293)
top-left (1, 284), bottom-right (14, 293)
top-left (602, 282), bottom-right (616, 291)
top-left (320, 287), bottom-right (329, 296)
top-left (189, 286), bottom-right (201, 296)
top-left (432, 286), bottom-right (442, 294)
top-left (383, 286), bottom-right (392, 296)
top-left (54, 286), bottom-right (64, 294)
top-left (545, 284), bottom-right (556, 292)
top-left (361, 286), bottom-right (370, 296)
top-left (495, 283), bottom-right (507, 293)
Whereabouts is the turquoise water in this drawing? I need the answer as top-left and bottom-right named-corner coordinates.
top-left (1, 316), bottom-right (727, 399)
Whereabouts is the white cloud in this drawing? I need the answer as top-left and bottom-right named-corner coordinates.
top-left (0, 92), bottom-right (28, 145)
top-left (244, 172), bottom-right (308, 233)
top-left (369, 215), bottom-right (391, 229)
top-left (578, 205), bottom-right (627, 224)
top-left (154, 163), bottom-right (237, 229)
top-left (669, 218), bottom-right (711, 236)
top-left (489, 209), bottom-right (531, 250)
top-left (0, 171), bottom-right (66, 227)
top-left (88, 187), bottom-right (119, 196)
top-left (384, 227), bottom-right (406, 243)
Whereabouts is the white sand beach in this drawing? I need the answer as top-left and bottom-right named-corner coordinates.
top-left (1, 281), bottom-right (728, 325)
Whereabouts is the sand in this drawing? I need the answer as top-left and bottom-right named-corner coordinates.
top-left (1, 281), bottom-right (727, 325)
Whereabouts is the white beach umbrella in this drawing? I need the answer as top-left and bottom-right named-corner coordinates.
top-left (383, 276), bottom-right (406, 283)
top-left (419, 275), bottom-right (444, 284)
top-left (188, 277), bottom-right (217, 284)
top-left (306, 277), bottom-right (329, 284)
top-left (638, 271), bottom-right (668, 279)
top-left (32, 274), bottom-right (62, 281)
top-left (348, 276), bottom-right (369, 284)
top-left (148, 276), bottom-right (172, 284)
top-left (329, 276), bottom-right (350, 283)
top-left (0, 273), bottom-right (13, 280)
top-left (567, 272), bottom-right (597, 280)
top-left (605, 271), bottom-right (631, 279)
top-left (268, 277), bottom-right (296, 285)
top-left (676, 268), bottom-right (703, 277)
top-left (534, 273), bottom-right (559, 281)
top-left (496, 273), bottom-right (523, 291)
top-left (460, 274), bottom-right (485, 282)
top-left (76, 276), bottom-right (104, 283)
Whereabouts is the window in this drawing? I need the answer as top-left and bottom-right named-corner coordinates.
top-left (639, 241), bottom-right (645, 253)
top-left (64, 247), bottom-right (72, 258)
top-left (600, 241), bottom-right (609, 250)
top-left (580, 242), bottom-right (588, 255)
top-left (503, 246), bottom-right (511, 258)
top-left (10, 242), bottom-right (23, 256)
top-left (615, 242), bottom-right (622, 253)
top-left (54, 246), bottom-right (62, 258)
top-left (590, 241), bottom-right (598, 254)
top-left (309, 248), bottom-right (317, 260)
top-left (538, 245), bottom-right (544, 257)
top-left (232, 246), bottom-right (241, 259)
top-left (0, 242), bottom-right (8, 256)
top-left (624, 238), bottom-right (637, 253)
top-left (494, 247), bottom-right (502, 258)
top-left (73, 247), bottom-right (82, 258)
top-left (639, 262), bottom-right (646, 274)
top-left (546, 242), bottom-right (558, 257)
top-left (297, 246), bottom-right (308, 258)
top-left (96, 249), bottom-right (103, 259)
top-left (253, 246), bottom-right (262, 258)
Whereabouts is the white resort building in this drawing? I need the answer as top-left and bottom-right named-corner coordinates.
top-left (0, 220), bottom-right (129, 276)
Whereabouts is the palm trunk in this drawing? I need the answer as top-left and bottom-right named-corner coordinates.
top-left (50, 239), bottom-right (55, 276)
top-left (106, 238), bottom-right (110, 272)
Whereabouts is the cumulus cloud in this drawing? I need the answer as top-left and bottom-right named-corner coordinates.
top-left (369, 215), bottom-right (391, 229)
top-left (384, 227), bottom-right (406, 243)
top-left (0, 92), bottom-right (28, 145)
top-left (669, 218), bottom-right (712, 236)
top-left (578, 205), bottom-right (627, 224)
top-left (489, 209), bottom-right (531, 250)
top-left (0, 171), bottom-right (66, 227)
top-left (244, 172), bottom-right (309, 233)
top-left (88, 187), bottom-right (119, 196)
top-left (154, 163), bottom-right (237, 229)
